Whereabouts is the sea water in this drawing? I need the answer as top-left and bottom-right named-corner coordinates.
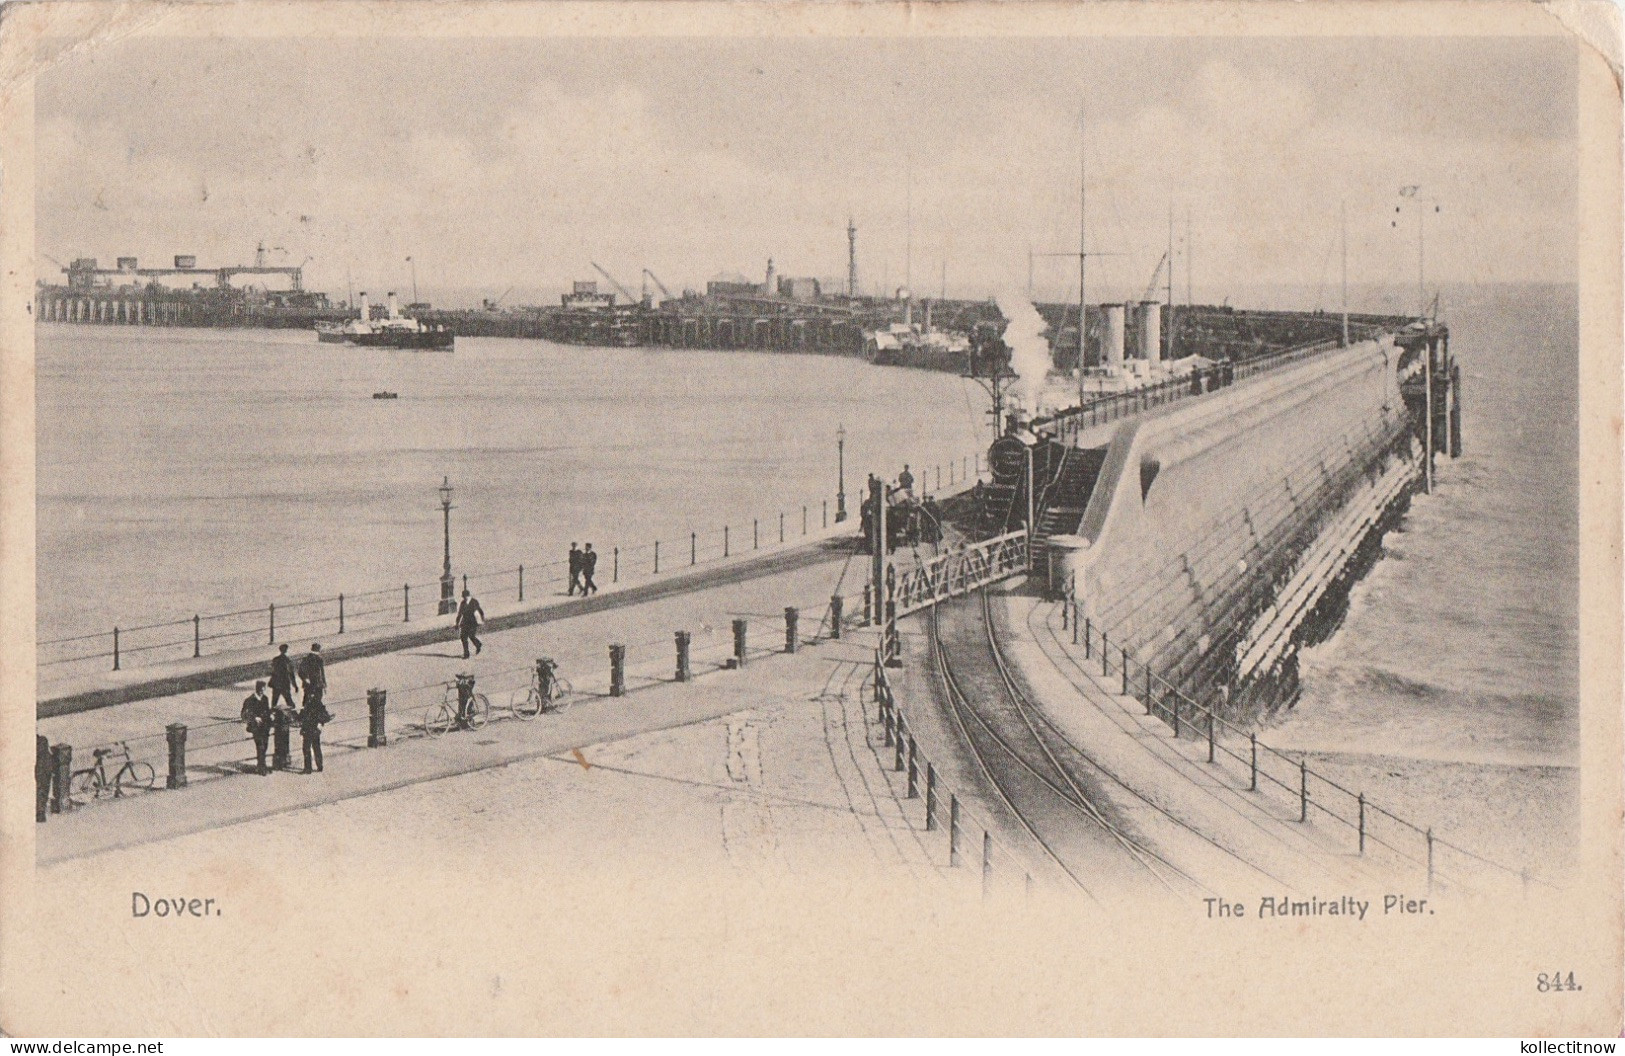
top-left (36, 327), bottom-right (990, 647)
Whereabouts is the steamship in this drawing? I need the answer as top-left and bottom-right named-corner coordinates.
top-left (316, 291), bottom-right (454, 350)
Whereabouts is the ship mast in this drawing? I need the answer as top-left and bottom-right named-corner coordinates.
top-left (1077, 108), bottom-right (1087, 410)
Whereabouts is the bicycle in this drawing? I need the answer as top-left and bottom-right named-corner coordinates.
top-left (423, 680), bottom-right (491, 737)
top-left (510, 660), bottom-right (574, 719)
top-left (69, 741), bottom-right (156, 802)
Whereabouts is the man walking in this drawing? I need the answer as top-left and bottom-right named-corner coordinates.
top-left (582, 543), bottom-right (599, 595)
top-left (456, 589), bottom-right (485, 658)
top-left (298, 694), bottom-right (328, 774)
top-left (297, 643), bottom-right (326, 710)
top-left (240, 680), bottom-right (273, 775)
top-left (567, 543), bottom-right (584, 596)
top-left (269, 643), bottom-right (298, 711)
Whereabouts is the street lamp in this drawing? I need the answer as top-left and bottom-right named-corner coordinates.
top-left (835, 424), bottom-right (848, 522)
top-left (438, 476), bottom-right (455, 615)
top-left (1394, 186), bottom-right (1441, 320)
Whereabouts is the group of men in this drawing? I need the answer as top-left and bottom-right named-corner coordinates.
top-left (567, 542), bottom-right (599, 596)
top-left (240, 642), bottom-right (328, 775)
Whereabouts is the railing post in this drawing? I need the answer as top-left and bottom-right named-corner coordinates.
top-left (753, 519), bottom-right (759, 550)
top-left (338, 594), bottom-right (345, 634)
top-left (1084, 617), bottom-right (1091, 658)
top-left (803, 505), bottom-right (808, 535)
top-left (724, 525), bottom-right (730, 557)
top-left (1121, 647), bottom-right (1129, 695)
top-left (893, 714), bottom-right (906, 772)
top-left (609, 644), bottom-right (626, 697)
top-left (1144, 666), bottom-right (1152, 709)
top-left (1207, 705), bottom-right (1215, 763)
top-left (269, 603), bottom-right (275, 645)
top-left (1249, 735), bottom-right (1258, 790)
top-left (35, 736), bottom-right (50, 823)
top-left (1101, 630), bottom-right (1109, 676)
top-left (731, 618), bottom-right (747, 668)
top-left (674, 631), bottom-right (692, 681)
top-left (653, 540), bottom-right (659, 574)
top-left (863, 583), bottom-right (873, 625)
top-left (193, 615), bottom-right (201, 658)
top-left (982, 831), bottom-right (993, 900)
top-left (367, 688), bottom-right (387, 747)
top-left (165, 723), bottom-right (188, 789)
top-left (881, 692), bottom-right (894, 746)
top-left (112, 626), bottom-right (120, 671)
top-left (1060, 602), bottom-right (1068, 629)
top-left (1357, 793), bottom-right (1366, 855)
top-left (779, 512), bottom-right (784, 543)
top-left (783, 607), bottom-right (799, 653)
top-left (691, 532), bottom-right (697, 565)
top-left (1299, 759), bottom-right (1309, 822)
top-left (823, 500), bottom-right (828, 528)
top-left (612, 547), bottom-right (619, 582)
top-left (949, 795), bottom-right (961, 866)
top-left (518, 565), bottom-right (524, 602)
top-left (925, 764), bottom-right (938, 830)
top-left (906, 736), bottom-right (918, 798)
top-left (1426, 828), bottom-right (1435, 892)
top-left (50, 744), bottom-right (73, 814)
top-left (830, 595), bottom-right (843, 640)
top-left (1173, 694), bottom-right (1181, 736)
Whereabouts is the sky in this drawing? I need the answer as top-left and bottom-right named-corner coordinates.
top-left (34, 34), bottom-right (1577, 308)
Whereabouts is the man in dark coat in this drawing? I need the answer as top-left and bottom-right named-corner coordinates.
top-left (567, 543), bottom-right (583, 596)
top-left (582, 543), bottom-right (599, 595)
top-left (298, 695), bottom-right (327, 774)
top-left (297, 643), bottom-right (326, 709)
top-left (456, 589), bottom-right (484, 658)
top-left (241, 680), bottom-right (273, 775)
top-left (268, 643), bottom-right (298, 710)
top-left (271, 699), bottom-right (294, 770)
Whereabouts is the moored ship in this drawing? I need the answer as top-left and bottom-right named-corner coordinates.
top-left (316, 291), bottom-right (454, 350)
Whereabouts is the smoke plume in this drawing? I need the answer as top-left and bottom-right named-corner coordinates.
top-left (993, 292), bottom-right (1056, 415)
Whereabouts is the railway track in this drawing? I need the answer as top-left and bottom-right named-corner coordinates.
top-left (928, 590), bottom-right (1212, 901)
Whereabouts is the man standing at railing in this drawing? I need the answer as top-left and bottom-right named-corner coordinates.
top-left (268, 643), bottom-right (297, 712)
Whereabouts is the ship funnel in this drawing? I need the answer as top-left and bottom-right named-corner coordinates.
top-left (1104, 304), bottom-right (1126, 370)
top-left (387, 292), bottom-right (400, 319)
top-left (358, 292), bottom-right (369, 321)
top-left (1139, 301), bottom-right (1162, 364)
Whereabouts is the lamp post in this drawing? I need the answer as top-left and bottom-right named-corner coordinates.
top-left (1394, 186), bottom-right (1441, 320)
top-left (438, 476), bottom-right (455, 615)
top-left (835, 424), bottom-right (848, 523)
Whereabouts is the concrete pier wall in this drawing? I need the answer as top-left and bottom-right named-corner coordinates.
top-left (1074, 336), bottom-right (1414, 701)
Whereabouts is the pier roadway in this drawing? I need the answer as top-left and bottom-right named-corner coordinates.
top-left (891, 580), bottom-right (1416, 901)
top-left (36, 540), bottom-right (960, 873)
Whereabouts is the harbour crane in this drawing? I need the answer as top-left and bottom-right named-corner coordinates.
top-left (591, 262), bottom-right (639, 305)
top-left (1140, 251), bottom-right (1169, 305)
top-left (642, 268), bottom-right (673, 300)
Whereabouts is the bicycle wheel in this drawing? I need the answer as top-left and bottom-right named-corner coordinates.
top-left (466, 693), bottom-right (490, 730)
top-left (511, 686), bottom-right (542, 720)
top-left (423, 701), bottom-right (455, 737)
top-left (548, 677), bottom-right (574, 713)
top-left (69, 768), bottom-right (100, 803)
top-left (117, 761), bottom-right (156, 795)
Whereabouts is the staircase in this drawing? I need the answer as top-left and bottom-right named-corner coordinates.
top-left (1030, 446), bottom-right (1108, 571)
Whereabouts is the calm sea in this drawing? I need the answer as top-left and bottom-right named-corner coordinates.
top-left (1268, 283), bottom-right (1580, 767)
top-left (36, 329), bottom-right (990, 645)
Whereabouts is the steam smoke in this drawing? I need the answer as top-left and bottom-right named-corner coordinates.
top-left (993, 291), bottom-right (1057, 415)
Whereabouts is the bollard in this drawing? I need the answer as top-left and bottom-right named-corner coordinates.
top-left (925, 764), bottom-right (938, 830)
top-left (113, 626), bottom-right (120, 670)
top-left (1299, 759), bottom-right (1309, 822)
top-left (51, 744), bottom-right (73, 814)
top-left (982, 831), bottom-right (993, 901)
top-left (674, 631), bottom-right (692, 682)
top-left (367, 688), bottom-right (387, 748)
top-left (1357, 793), bottom-right (1366, 855)
top-left (784, 607), bottom-right (798, 653)
top-left (609, 644), bottom-right (626, 697)
top-left (949, 796), bottom-right (961, 866)
top-left (906, 737), bottom-right (918, 798)
top-left (1249, 734), bottom-right (1258, 791)
top-left (893, 715), bottom-right (906, 772)
top-left (731, 618), bottom-right (747, 668)
top-left (338, 594), bottom-right (345, 634)
top-left (404, 583), bottom-right (410, 622)
top-left (613, 547), bottom-right (619, 582)
top-left (830, 595), bottom-right (843, 640)
top-left (194, 615), bottom-right (201, 657)
top-left (36, 736), bottom-right (51, 823)
top-left (166, 723), bottom-right (189, 790)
